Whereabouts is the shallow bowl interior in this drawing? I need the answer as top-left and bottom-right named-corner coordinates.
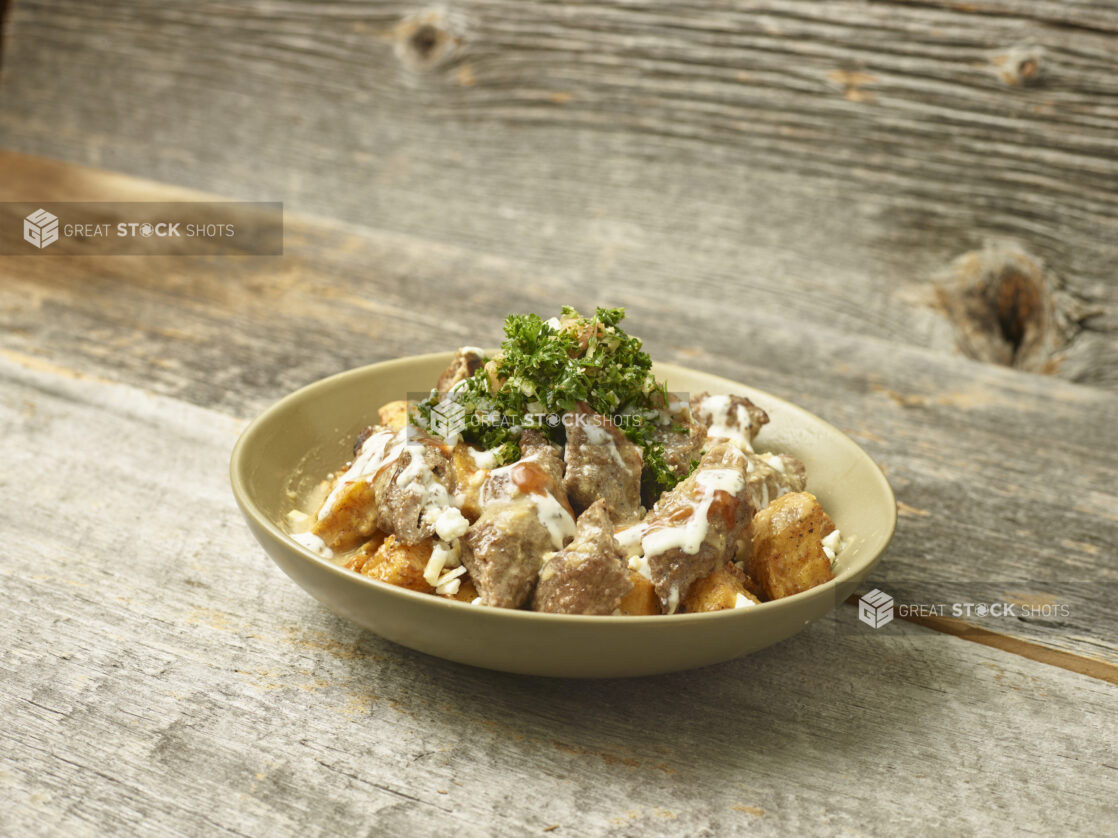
top-left (231, 353), bottom-right (896, 678)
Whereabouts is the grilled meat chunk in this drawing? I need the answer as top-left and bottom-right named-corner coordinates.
top-left (533, 500), bottom-right (632, 615)
top-left (436, 347), bottom-right (485, 398)
top-left (352, 425), bottom-right (378, 457)
top-left (562, 407), bottom-right (643, 524)
top-left (732, 451), bottom-right (807, 566)
top-left (371, 437), bottom-right (457, 545)
top-left (690, 392), bottom-right (769, 452)
top-left (461, 431), bottom-right (576, 609)
top-left (461, 500), bottom-right (556, 608)
top-left (481, 429), bottom-right (566, 506)
top-left (639, 442), bottom-right (755, 613)
top-left (743, 451), bottom-right (807, 512)
top-left (315, 428), bottom-right (465, 549)
top-left (642, 392), bottom-right (706, 482)
top-left (520, 429), bottom-right (566, 483)
top-left (651, 415), bottom-right (706, 481)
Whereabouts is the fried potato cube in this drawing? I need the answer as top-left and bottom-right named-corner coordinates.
top-left (747, 492), bottom-right (836, 600)
top-left (377, 400), bottom-right (411, 431)
top-left (450, 444), bottom-right (488, 521)
top-left (359, 534), bottom-right (434, 593)
top-left (617, 571), bottom-right (661, 616)
top-left (682, 562), bottom-right (761, 613)
top-left (738, 568), bottom-right (766, 602)
top-left (311, 479), bottom-right (379, 552)
top-left (343, 532), bottom-right (387, 574)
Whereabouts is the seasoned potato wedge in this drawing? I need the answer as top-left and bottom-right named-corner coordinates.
top-left (738, 569), bottom-right (766, 603)
top-left (359, 534), bottom-right (434, 593)
top-left (747, 492), bottom-right (835, 600)
top-left (682, 561), bottom-right (761, 613)
top-left (377, 400), bottom-right (411, 431)
top-left (343, 531), bottom-right (387, 574)
top-left (312, 479), bottom-right (379, 552)
top-left (617, 571), bottom-right (661, 616)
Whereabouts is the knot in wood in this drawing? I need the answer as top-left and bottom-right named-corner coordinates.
top-left (991, 45), bottom-right (1045, 87)
top-left (935, 243), bottom-right (1061, 372)
top-left (394, 9), bottom-right (466, 73)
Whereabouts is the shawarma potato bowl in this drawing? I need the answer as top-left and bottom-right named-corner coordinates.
top-left (230, 309), bottom-right (896, 676)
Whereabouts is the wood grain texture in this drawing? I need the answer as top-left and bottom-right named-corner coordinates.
top-left (0, 1), bottom-right (1115, 385)
top-left (0, 153), bottom-right (1115, 671)
top-left (1, 354), bottom-right (1116, 837)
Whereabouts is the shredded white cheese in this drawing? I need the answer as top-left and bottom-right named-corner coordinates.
top-left (434, 506), bottom-right (469, 541)
top-left (628, 554), bottom-right (653, 581)
top-left (424, 539), bottom-right (462, 587)
top-left (822, 528), bottom-right (843, 569)
top-left (291, 531), bottom-right (334, 559)
top-left (666, 584), bottom-right (681, 615)
top-left (734, 592), bottom-right (757, 609)
top-left (434, 565), bottom-right (467, 595)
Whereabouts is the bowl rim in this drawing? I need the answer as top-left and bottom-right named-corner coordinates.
top-left (230, 352), bottom-right (897, 626)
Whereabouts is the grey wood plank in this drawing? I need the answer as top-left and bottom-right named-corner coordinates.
top-left (0, 154), bottom-right (1113, 666)
top-left (1, 354), bottom-right (1116, 837)
top-left (1, 0), bottom-right (1115, 385)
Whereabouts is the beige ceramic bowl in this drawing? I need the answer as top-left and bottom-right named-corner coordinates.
top-left (231, 352), bottom-right (895, 678)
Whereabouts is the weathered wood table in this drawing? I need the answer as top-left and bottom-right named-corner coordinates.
top-left (1, 1), bottom-right (1116, 834)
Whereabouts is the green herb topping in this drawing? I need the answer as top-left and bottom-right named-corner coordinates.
top-left (416, 307), bottom-right (689, 492)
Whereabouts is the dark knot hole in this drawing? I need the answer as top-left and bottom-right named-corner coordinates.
top-left (992, 270), bottom-right (1040, 360)
top-left (410, 24), bottom-right (440, 59)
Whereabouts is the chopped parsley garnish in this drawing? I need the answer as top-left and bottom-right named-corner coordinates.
top-left (415, 307), bottom-right (689, 492)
